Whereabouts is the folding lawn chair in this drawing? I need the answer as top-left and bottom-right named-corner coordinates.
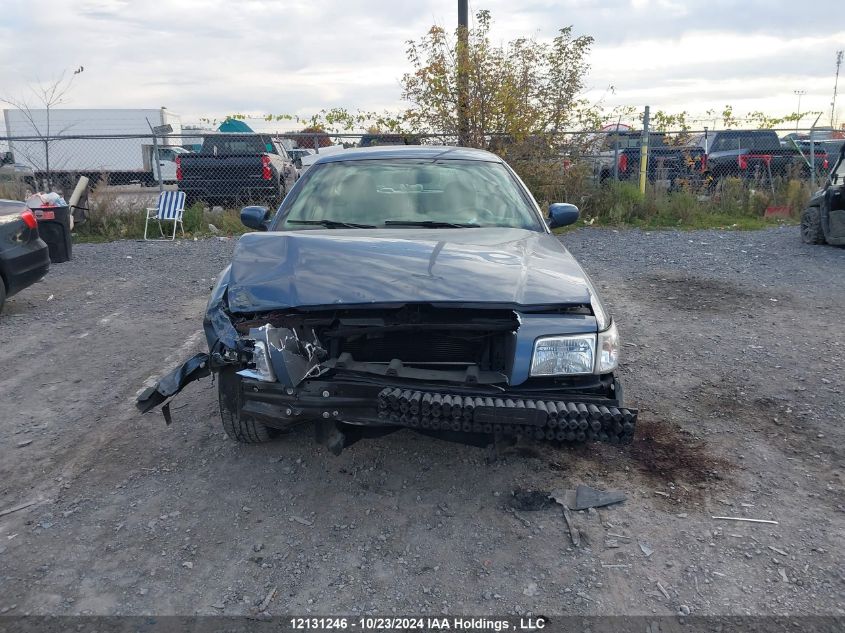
top-left (144, 190), bottom-right (186, 240)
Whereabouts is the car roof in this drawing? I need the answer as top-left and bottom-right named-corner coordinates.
top-left (311, 145), bottom-right (503, 165)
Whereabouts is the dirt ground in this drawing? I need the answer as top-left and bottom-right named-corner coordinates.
top-left (0, 227), bottom-right (843, 618)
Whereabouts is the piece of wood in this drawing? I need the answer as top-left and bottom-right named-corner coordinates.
top-left (656, 581), bottom-right (670, 600)
top-left (712, 516), bottom-right (778, 525)
top-left (768, 545), bottom-right (788, 556)
top-left (561, 505), bottom-right (580, 547)
top-left (0, 499), bottom-right (40, 518)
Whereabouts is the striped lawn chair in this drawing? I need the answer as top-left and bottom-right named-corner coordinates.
top-left (144, 191), bottom-right (186, 240)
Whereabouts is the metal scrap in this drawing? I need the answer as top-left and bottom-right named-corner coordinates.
top-left (550, 485), bottom-right (626, 511)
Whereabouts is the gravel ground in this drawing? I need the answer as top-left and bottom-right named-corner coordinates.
top-left (0, 227), bottom-right (843, 618)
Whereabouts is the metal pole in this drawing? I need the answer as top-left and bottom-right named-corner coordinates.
top-left (810, 112), bottom-right (822, 187)
top-left (639, 106), bottom-right (650, 195)
top-left (794, 90), bottom-right (805, 132)
top-left (146, 117), bottom-right (164, 194)
top-left (832, 50), bottom-right (843, 129)
top-left (612, 114), bottom-right (621, 181)
top-left (457, 0), bottom-right (470, 147)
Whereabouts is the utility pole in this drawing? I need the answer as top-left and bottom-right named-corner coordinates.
top-left (457, 0), bottom-right (470, 147)
top-left (638, 106), bottom-right (650, 195)
top-left (794, 90), bottom-right (806, 132)
top-left (832, 50), bottom-right (843, 129)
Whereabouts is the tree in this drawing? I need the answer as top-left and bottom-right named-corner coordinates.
top-left (401, 10), bottom-right (593, 147)
top-left (1, 68), bottom-right (83, 189)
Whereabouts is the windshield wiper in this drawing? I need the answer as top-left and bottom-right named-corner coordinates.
top-left (287, 219), bottom-right (376, 229)
top-left (384, 220), bottom-right (481, 228)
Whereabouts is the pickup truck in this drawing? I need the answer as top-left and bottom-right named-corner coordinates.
top-left (177, 134), bottom-right (297, 208)
top-left (590, 132), bottom-right (705, 187)
top-left (690, 130), bottom-right (826, 181)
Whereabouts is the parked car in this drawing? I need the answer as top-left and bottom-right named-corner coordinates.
top-left (176, 134), bottom-right (298, 208)
top-left (801, 142), bottom-right (845, 246)
top-left (590, 131), bottom-right (705, 186)
top-left (137, 146), bottom-right (637, 454)
top-left (0, 152), bottom-right (37, 199)
top-left (692, 130), bottom-right (826, 180)
top-left (358, 133), bottom-right (422, 147)
top-left (0, 199), bottom-right (50, 313)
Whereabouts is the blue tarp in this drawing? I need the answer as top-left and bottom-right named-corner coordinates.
top-left (218, 118), bottom-right (254, 133)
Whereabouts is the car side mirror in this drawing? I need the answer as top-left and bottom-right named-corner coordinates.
top-left (241, 205), bottom-right (270, 231)
top-left (547, 203), bottom-right (580, 229)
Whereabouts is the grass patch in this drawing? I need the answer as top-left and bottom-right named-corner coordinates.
top-left (74, 202), bottom-right (251, 242)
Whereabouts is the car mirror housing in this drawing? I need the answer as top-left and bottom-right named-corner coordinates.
top-left (547, 203), bottom-right (580, 229)
top-left (241, 206), bottom-right (270, 231)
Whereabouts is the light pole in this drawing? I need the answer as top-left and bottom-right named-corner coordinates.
top-left (794, 90), bottom-right (806, 132)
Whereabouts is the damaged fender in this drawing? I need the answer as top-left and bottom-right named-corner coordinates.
top-left (136, 353), bottom-right (211, 423)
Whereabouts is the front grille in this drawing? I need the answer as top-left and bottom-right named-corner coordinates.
top-left (340, 331), bottom-right (487, 364)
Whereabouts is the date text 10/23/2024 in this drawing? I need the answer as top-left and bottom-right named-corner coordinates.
top-left (290, 617), bottom-right (549, 631)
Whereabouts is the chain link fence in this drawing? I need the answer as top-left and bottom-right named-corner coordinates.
top-left (1, 127), bottom-right (841, 232)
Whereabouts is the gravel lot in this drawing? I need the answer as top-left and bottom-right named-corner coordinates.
top-left (0, 227), bottom-right (843, 618)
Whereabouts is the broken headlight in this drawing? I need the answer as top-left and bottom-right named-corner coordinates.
top-left (530, 334), bottom-right (595, 376)
top-left (237, 340), bottom-right (276, 382)
top-left (596, 321), bottom-right (619, 373)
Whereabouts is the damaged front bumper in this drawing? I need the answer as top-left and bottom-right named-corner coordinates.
top-left (136, 288), bottom-right (637, 452)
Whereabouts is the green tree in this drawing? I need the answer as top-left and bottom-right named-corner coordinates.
top-left (401, 9), bottom-right (593, 147)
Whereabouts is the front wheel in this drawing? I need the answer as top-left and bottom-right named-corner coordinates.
top-left (218, 369), bottom-right (274, 443)
top-left (800, 207), bottom-right (825, 244)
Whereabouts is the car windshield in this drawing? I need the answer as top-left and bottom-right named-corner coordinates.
top-left (276, 159), bottom-right (542, 230)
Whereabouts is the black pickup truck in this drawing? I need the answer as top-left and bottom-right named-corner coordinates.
top-left (177, 134), bottom-right (298, 207)
top-left (590, 132), bottom-right (705, 187)
top-left (691, 130), bottom-right (826, 181)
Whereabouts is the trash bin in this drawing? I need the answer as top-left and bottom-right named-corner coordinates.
top-left (33, 205), bottom-right (72, 263)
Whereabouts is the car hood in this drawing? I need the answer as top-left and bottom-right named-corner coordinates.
top-left (225, 228), bottom-right (594, 312)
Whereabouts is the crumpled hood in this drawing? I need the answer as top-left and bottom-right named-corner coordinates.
top-left (225, 228), bottom-right (594, 312)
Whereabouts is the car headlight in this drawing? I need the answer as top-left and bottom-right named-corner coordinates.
top-left (237, 340), bottom-right (276, 382)
top-left (596, 321), bottom-right (619, 373)
top-left (530, 334), bottom-right (595, 376)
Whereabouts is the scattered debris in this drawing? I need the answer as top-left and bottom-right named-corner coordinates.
top-left (522, 582), bottom-right (538, 597)
top-left (656, 581), bottom-right (671, 600)
top-left (779, 568), bottom-right (789, 583)
top-left (0, 499), bottom-right (41, 518)
top-left (678, 605), bottom-right (691, 616)
top-left (510, 488), bottom-right (552, 511)
top-left (550, 485), bottom-right (626, 511)
top-left (181, 561), bottom-right (194, 569)
top-left (290, 515), bottom-right (313, 526)
top-left (560, 504), bottom-right (580, 547)
top-left (768, 545), bottom-right (788, 556)
top-left (639, 541), bottom-right (654, 557)
top-left (15, 440), bottom-right (32, 448)
top-left (601, 564), bottom-right (632, 569)
top-left (654, 491), bottom-right (671, 498)
top-left (605, 539), bottom-right (620, 549)
top-left (712, 516), bottom-right (778, 525)
top-left (607, 532), bottom-right (632, 540)
top-left (506, 508), bottom-right (531, 527)
top-left (257, 586), bottom-right (277, 612)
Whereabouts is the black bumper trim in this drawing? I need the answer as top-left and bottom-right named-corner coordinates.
top-left (376, 388), bottom-right (637, 444)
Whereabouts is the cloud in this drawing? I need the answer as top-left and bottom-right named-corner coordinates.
top-left (0, 0), bottom-right (843, 129)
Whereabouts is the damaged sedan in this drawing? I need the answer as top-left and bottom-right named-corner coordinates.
top-left (137, 146), bottom-right (637, 453)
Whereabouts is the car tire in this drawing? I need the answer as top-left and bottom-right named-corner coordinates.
top-left (0, 278), bottom-right (6, 314)
top-left (218, 369), bottom-right (274, 443)
top-left (800, 206), bottom-right (825, 244)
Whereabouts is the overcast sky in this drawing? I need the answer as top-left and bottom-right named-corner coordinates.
top-left (2, 0), bottom-right (844, 131)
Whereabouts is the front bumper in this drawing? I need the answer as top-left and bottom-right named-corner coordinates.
top-left (237, 372), bottom-right (637, 447)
